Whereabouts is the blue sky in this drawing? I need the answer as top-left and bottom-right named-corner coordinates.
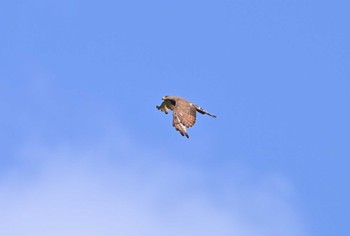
top-left (0, 0), bottom-right (349, 235)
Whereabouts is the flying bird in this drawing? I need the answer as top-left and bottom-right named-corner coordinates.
top-left (156, 95), bottom-right (216, 138)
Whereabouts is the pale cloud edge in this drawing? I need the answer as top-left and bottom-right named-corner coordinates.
top-left (0, 128), bottom-right (306, 236)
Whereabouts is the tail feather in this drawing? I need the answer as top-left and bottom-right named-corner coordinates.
top-left (195, 105), bottom-right (217, 118)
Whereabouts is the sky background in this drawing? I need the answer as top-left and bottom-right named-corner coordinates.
top-left (0, 0), bottom-right (349, 235)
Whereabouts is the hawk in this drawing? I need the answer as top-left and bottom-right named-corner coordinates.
top-left (156, 95), bottom-right (216, 138)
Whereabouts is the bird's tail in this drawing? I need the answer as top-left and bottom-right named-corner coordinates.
top-left (195, 105), bottom-right (217, 118)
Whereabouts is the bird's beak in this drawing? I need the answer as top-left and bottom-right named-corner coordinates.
top-left (162, 96), bottom-right (166, 100)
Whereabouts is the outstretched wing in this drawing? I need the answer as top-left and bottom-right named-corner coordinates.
top-left (172, 100), bottom-right (197, 138)
top-left (172, 114), bottom-right (189, 138)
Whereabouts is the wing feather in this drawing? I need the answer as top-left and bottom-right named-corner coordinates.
top-left (173, 100), bottom-right (197, 127)
top-left (172, 114), bottom-right (189, 138)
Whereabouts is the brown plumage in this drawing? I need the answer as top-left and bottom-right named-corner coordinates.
top-left (156, 95), bottom-right (216, 138)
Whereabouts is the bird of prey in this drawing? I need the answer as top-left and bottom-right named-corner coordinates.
top-left (156, 95), bottom-right (216, 138)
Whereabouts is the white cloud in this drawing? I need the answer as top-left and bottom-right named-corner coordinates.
top-left (0, 139), bottom-right (306, 236)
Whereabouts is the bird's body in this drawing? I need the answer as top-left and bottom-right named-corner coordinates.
top-left (156, 95), bottom-right (216, 138)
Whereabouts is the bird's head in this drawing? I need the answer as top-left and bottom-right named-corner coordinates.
top-left (162, 96), bottom-right (178, 106)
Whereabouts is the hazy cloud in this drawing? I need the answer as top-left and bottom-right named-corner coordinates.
top-left (0, 136), bottom-right (305, 236)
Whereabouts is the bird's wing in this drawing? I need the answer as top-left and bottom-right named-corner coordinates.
top-left (174, 100), bottom-right (197, 127)
top-left (171, 100), bottom-right (197, 138)
top-left (172, 113), bottom-right (189, 138)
